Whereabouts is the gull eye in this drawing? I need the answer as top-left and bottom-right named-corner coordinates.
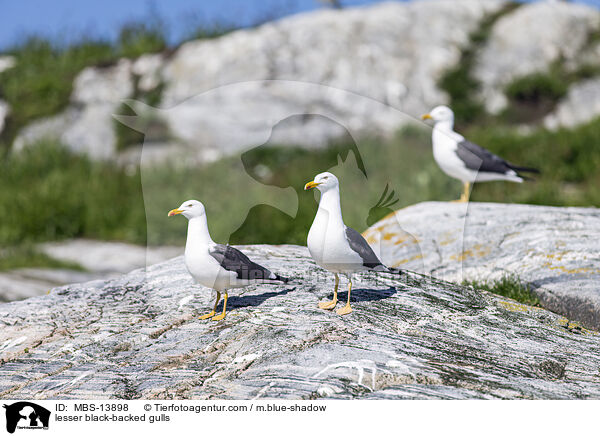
top-left (186, 204), bottom-right (193, 208)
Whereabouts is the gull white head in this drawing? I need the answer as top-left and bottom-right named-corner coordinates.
top-left (304, 172), bottom-right (339, 192)
top-left (168, 199), bottom-right (206, 219)
top-left (421, 105), bottom-right (454, 124)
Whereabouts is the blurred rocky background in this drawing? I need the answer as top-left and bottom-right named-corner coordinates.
top-left (1, 0), bottom-right (599, 302)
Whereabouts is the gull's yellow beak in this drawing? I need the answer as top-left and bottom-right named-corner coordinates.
top-left (421, 113), bottom-right (432, 120)
top-left (304, 180), bottom-right (321, 190)
top-left (168, 208), bottom-right (183, 217)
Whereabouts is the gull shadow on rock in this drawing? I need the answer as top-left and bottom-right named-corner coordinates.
top-left (321, 287), bottom-right (398, 304)
top-left (224, 287), bottom-right (295, 310)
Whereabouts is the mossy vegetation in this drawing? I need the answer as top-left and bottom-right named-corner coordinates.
top-left (464, 275), bottom-right (540, 306)
top-left (502, 59), bottom-right (600, 124)
top-left (438, 2), bottom-right (521, 127)
top-left (439, 2), bottom-right (600, 128)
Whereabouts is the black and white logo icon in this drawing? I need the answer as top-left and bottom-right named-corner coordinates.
top-left (3, 402), bottom-right (50, 434)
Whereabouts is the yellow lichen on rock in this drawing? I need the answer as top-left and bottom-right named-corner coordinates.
top-left (450, 244), bottom-right (491, 262)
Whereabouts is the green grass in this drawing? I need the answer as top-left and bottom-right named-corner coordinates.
top-left (113, 75), bottom-right (170, 151)
top-left (3, 115), bottom-right (599, 251)
top-left (506, 73), bottom-right (568, 107)
top-left (439, 2), bottom-right (600, 128)
top-left (115, 22), bottom-right (167, 59)
top-left (0, 126), bottom-right (456, 248)
top-left (464, 275), bottom-right (540, 306)
top-left (141, 124), bottom-right (456, 246)
top-left (467, 116), bottom-right (600, 206)
top-left (0, 140), bottom-right (146, 245)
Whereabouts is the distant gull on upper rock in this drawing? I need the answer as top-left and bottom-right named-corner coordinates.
top-left (422, 105), bottom-right (539, 202)
top-left (304, 172), bottom-right (403, 315)
top-left (168, 200), bottom-right (289, 321)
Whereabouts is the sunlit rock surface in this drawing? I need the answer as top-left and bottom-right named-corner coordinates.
top-left (364, 202), bottom-right (600, 330)
top-left (544, 77), bottom-right (600, 129)
top-left (1, 244), bottom-right (600, 400)
top-left (12, 1), bottom-right (600, 162)
top-left (474, 1), bottom-right (600, 114)
top-left (13, 0), bottom-right (504, 161)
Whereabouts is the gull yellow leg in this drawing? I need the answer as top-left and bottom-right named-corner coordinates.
top-left (459, 181), bottom-right (471, 203)
top-left (336, 277), bottom-right (353, 316)
top-left (199, 291), bottom-right (220, 320)
top-left (212, 292), bottom-right (228, 321)
top-left (319, 274), bottom-right (339, 310)
top-left (451, 181), bottom-right (471, 203)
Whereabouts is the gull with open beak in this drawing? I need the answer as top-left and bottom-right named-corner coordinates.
top-left (304, 172), bottom-right (403, 315)
top-left (422, 105), bottom-right (539, 202)
top-left (168, 200), bottom-right (289, 321)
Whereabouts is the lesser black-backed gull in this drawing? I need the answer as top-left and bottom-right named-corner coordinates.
top-left (422, 105), bottom-right (539, 202)
top-left (304, 172), bottom-right (402, 315)
top-left (168, 200), bottom-right (289, 321)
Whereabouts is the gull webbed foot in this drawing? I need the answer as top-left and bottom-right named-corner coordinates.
top-left (211, 312), bottom-right (226, 321)
top-left (318, 299), bottom-right (338, 310)
top-left (198, 311), bottom-right (216, 320)
top-left (336, 304), bottom-right (352, 316)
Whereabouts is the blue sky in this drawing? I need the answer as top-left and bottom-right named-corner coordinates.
top-left (1, 0), bottom-right (599, 49)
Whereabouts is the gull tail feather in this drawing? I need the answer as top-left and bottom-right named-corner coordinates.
top-left (510, 164), bottom-right (540, 174)
top-left (372, 265), bottom-right (404, 275)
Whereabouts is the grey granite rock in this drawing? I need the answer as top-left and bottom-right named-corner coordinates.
top-left (0, 99), bottom-right (9, 135)
top-left (12, 0), bottom-right (505, 162)
top-left (545, 77), bottom-right (600, 129)
top-left (0, 56), bottom-right (16, 74)
top-left (364, 202), bottom-right (600, 330)
top-left (1, 244), bottom-right (600, 400)
top-left (158, 0), bottom-right (502, 158)
top-left (131, 53), bottom-right (165, 92)
top-left (0, 240), bottom-right (182, 302)
top-left (474, 1), bottom-right (600, 114)
top-left (14, 60), bottom-right (134, 159)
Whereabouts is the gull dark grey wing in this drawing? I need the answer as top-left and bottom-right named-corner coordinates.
top-left (344, 226), bottom-right (384, 269)
top-left (455, 139), bottom-right (513, 174)
top-left (209, 244), bottom-right (286, 281)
